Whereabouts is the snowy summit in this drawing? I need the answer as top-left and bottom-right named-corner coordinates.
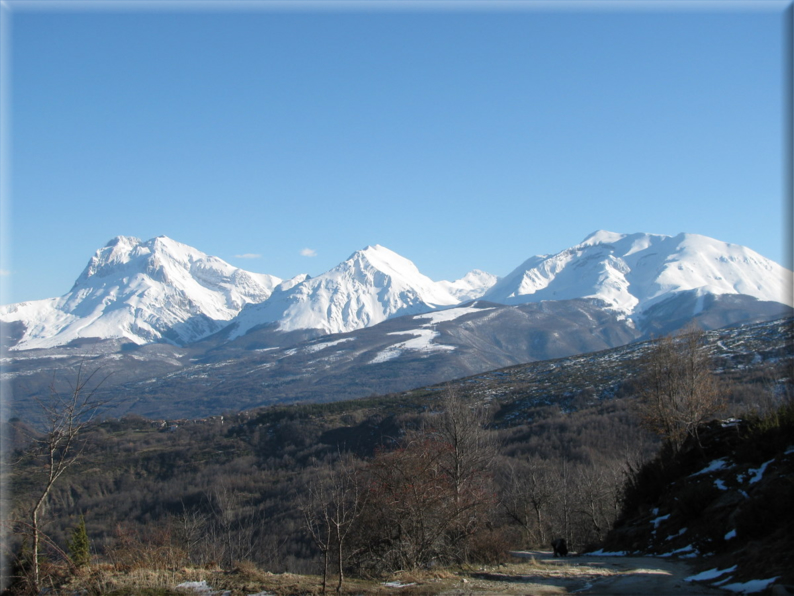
top-left (483, 231), bottom-right (792, 319)
top-left (229, 245), bottom-right (463, 337)
top-left (0, 236), bottom-right (283, 349)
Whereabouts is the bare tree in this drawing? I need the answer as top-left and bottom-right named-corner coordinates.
top-left (22, 364), bottom-right (109, 593)
top-left (498, 457), bottom-right (555, 548)
top-left (571, 462), bottom-right (623, 545)
top-left (302, 456), bottom-right (365, 594)
top-left (431, 387), bottom-right (498, 562)
top-left (351, 389), bottom-right (498, 573)
top-left (203, 481), bottom-right (263, 569)
top-left (174, 501), bottom-right (209, 566)
top-left (636, 325), bottom-right (723, 451)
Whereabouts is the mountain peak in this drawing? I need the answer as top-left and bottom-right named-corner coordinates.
top-left (351, 244), bottom-right (404, 263)
top-left (579, 230), bottom-right (627, 246)
top-left (105, 235), bottom-right (142, 248)
top-left (230, 245), bottom-right (460, 337)
top-left (4, 236), bottom-right (282, 350)
top-left (484, 231), bottom-right (792, 316)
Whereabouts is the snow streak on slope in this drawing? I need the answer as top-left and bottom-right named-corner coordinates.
top-left (483, 231), bottom-right (793, 318)
top-left (230, 245), bottom-right (461, 337)
top-left (0, 236), bottom-right (282, 349)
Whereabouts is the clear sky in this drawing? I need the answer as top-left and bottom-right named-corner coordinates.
top-left (2, 1), bottom-right (790, 304)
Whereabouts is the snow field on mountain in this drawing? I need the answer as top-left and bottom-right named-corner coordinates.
top-left (367, 305), bottom-right (493, 364)
top-left (368, 329), bottom-right (455, 364)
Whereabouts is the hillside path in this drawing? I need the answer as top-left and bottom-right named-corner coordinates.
top-left (447, 550), bottom-right (715, 595)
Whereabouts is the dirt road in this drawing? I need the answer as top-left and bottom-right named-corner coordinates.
top-left (441, 550), bottom-right (715, 595)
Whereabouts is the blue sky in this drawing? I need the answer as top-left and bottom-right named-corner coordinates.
top-left (2, 2), bottom-right (790, 304)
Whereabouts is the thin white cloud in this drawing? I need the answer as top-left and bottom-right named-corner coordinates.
top-left (300, 248), bottom-right (317, 257)
top-left (0, 270), bottom-right (9, 276)
top-left (234, 253), bottom-right (262, 259)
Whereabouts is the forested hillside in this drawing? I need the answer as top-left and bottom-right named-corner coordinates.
top-left (2, 319), bottom-right (791, 594)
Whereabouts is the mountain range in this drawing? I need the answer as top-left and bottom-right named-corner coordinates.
top-left (2, 231), bottom-right (791, 421)
top-left (3, 230), bottom-right (791, 351)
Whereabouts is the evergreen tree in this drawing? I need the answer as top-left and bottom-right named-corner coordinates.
top-left (68, 516), bottom-right (90, 568)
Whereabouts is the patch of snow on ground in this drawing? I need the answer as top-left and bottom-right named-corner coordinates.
top-left (650, 513), bottom-right (670, 529)
top-left (785, 445), bottom-right (794, 455)
top-left (748, 459), bottom-right (774, 484)
top-left (175, 580), bottom-right (231, 595)
top-left (586, 549), bottom-right (628, 556)
top-left (721, 577), bottom-right (779, 593)
top-left (712, 576), bottom-right (734, 586)
top-left (724, 529), bottom-right (737, 540)
top-left (691, 458), bottom-right (729, 477)
top-left (685, 565), bottom-right (737, 582)
top-left (665, 528), bottom-right (687, 541)
top-left (382, 581), bottom-right (417, 588)
top-left (715, 479), bottom-right (728, 490)
top-left (658, 544), bottom-right (697, 558)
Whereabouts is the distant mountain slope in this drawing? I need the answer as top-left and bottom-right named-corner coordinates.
top-left (0, 236), bottom-right (283, 349)
top-left (483, 231), bottom-right (792, 321)
top-left (437, 269), bottom-right (499, 302)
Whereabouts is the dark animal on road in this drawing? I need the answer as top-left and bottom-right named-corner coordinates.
top-left (551, 538), bottom-right (568, 557)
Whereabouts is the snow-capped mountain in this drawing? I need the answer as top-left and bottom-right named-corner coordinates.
top-left (483, 231), bottom-right (793, 320)
top-left (0, 236), bottom-right (283, 350)
top-left (229, 245), bottom-right (462, 337)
